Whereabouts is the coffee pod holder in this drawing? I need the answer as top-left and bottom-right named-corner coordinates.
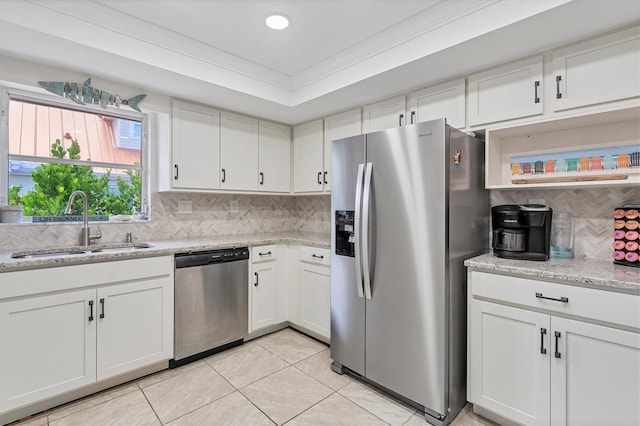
top-left (612, 204), bottom-right (640, 267)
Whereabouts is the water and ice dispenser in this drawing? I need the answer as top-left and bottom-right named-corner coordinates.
top-left (335, 210), bottom-right (355, 257)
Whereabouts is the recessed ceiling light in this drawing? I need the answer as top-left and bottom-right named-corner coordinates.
top-left (266, 15), bottom-right (289, 30)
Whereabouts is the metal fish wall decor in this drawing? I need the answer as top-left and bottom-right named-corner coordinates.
top-left (38, 78), bottom-right (146, 112)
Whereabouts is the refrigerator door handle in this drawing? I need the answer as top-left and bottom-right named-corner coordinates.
top-left (362, 162), bottom-right (373, 300)
top-left (354, 163), bottom-right (365, 298)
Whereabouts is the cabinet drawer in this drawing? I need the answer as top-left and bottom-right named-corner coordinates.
top-left (470, 271), bottom-right (640, 330)
top-left (251, 245), bottom-right (277, 263)
top-left (299, 246), bottom-right (330, 266)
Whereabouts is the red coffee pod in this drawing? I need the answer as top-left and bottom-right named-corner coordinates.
top-left (625, 230), bottom-right (639, 241)
top-left (625, 209), bottom-right (639, 219)
top-left (614, 230), bottom-right (626, 239)
top-left (624, 251), bottom-right (638, 262)
top-left (613, 251), bottom-right (626, 261)
top-left (613, 209), bottom-right (626, 219)
top-left (625, 241), bottom-right (639, 252)
top-left (613, 240), bottom-right (626, 250)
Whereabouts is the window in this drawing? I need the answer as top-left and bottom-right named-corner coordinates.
top-left (1, 86), bottom-right (148, 221)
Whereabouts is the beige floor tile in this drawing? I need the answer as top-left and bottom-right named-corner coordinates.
top-left (449, 403), bottom-right (499, 426)
top-left (47, 382), bottom-right (139, 421)
top-left (48, 390), bottom-right (159, 426)
top-left (142, 364), bottom-right (234, 424)
top-left (136, 360), bottom-right (206, 389)
top-left (205, 342), bottom-right (289, 388)
top-left (287, 393), bottom-right (387, 426)
top-left (241, 366), bottom-right (333, 425)
top-left (339, 381), bottom-right (416, 426)
top-left (294, 349), bottom-right (351, 391)
top-left (167, 391), bottom-right (274, 426)
top-left (255, 328), bottom-right (327, 364)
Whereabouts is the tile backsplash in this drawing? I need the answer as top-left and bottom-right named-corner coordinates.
top-left (1, 187), bottom-right (637, 261)
top-left (0, 193), bottom-right (331, 252)
top-left (491, 186), bottom-right (640, 260)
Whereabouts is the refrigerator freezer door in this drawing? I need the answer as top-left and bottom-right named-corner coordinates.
top-left (330, 135), bottom-right (366, 376)
top-left (364, 121), bottom-right (448, 414)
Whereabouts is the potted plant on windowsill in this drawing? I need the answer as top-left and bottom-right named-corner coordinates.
top-left (0, 185), bottom-right (24, 223)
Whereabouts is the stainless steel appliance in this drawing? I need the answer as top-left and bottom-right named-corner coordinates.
top-left (171, 247), bottom-right (249, 368)
top-left (330, 119), bottom-right (488, 426)
top-left (491, 204), bottom-right (552, 261)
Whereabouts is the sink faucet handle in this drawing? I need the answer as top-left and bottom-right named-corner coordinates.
top-left (90, 225), bottom-right (103, 242)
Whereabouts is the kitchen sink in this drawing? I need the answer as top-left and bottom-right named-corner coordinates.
top-left (89, 242), bottom-right (153, 252)
top-left (11, 243), bottom-right (153, 258)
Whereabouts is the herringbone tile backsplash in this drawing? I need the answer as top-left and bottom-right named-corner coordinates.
top-left (491, 186), bottom-right (640, 260)
top-left (1, 187), bottom-right (637, 261)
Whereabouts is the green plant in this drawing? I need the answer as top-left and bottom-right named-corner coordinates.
top-left (9, 138), bottom-right (141, 216)
top-left (8, 185), bottom-right (22, 206)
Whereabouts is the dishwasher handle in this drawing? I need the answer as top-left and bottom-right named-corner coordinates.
top-left (175, 248), bottom-right (249, 268)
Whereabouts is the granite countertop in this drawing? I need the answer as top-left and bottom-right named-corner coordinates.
top-left (465, 253), bottom-right (640, 295)
top-left (0, 232), bottom-right (330, 273)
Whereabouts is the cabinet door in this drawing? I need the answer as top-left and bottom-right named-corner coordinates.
top-left (0, 290), bottom-right (97, 411)
top-left (323, 108), bottom-right (362, 192)
top-left (362, 96), bottom-right (406, 133)
top-left (408, 78), bottom-right (466, 129)
top-left (171, 100), bottom-right (220, 190)
top-left (550, 317), bottom-right (640, 426)
top-left (469, 300), bottom-right (550, 425)
top-left (293, 119), bottom-right (324, 193)
top-left (298, 262), bottom-right (330, 339)
top-left (468, 56), bottom-right (543, 126)
top-left (220, 111), bottom-right (259, 191)
top-left (259, 120), bottom-right (291, 193)
top-left (552, 27), bottom-right (640, 112)
top-left (96, 278), bottom-right (173, 380)
top-left (250, 261), bottom-right (278, 332)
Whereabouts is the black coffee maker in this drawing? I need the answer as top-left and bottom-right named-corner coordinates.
top-left (492, 204), bottom-right (553, 261)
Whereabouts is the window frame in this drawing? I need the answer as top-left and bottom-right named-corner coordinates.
top-left (0, 83), bottom-right (150, 221)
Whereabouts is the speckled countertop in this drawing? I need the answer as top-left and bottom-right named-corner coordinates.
top-left (465, 253), bottom-right (640, 294)
top-left (0, 232), bottom-right (330, 273)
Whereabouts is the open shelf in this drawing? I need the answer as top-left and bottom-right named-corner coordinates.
top-left (485, 106), bottom-right (640, 189)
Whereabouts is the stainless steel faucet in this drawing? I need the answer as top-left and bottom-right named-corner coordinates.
top-left (65, 190), bottom-right (102, 246)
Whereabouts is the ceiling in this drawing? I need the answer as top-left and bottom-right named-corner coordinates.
top-left (0, 0), bottom-right (639, 125)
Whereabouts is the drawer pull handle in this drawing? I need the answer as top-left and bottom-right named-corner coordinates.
top-left (99, 298), bottom-right (105, 319)
top-left (312, 254), bottom-right (324, 259)
top-left (258, 251), bottom-right (272, 256)
top-left (536, 292), bottom-right (568, 303)
top-left (88, 300), bottom-right (94, 322)
top-left (540, 328), bottom-right (547, 355)
top-left (554, 331), bottom-right (562, 359)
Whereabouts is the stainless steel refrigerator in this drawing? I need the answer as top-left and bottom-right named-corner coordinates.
top-left (330, 119), bottom-right (488, 425)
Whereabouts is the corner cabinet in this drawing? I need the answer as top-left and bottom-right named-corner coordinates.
top-left (294, 119), bottom-right (326, 193)
top-left (552, 26), bottom-right (640, 112)
top-left (468, 56), bottom-right (543, 127)
top-left (467, 270), bottom-right (640, 426)
top-left (171, 100), bottom-right (221, 190)
top-left (296, 246), bottom-right (331, 341)
top-left (0, 257), bottom-right (173, 417)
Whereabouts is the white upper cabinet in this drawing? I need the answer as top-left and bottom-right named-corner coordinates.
top-left (552, 26), bottom-right (640, 112)
top-left (220, 111), bottom-right (260, 191)
top-left (468, 56), bottom-right (543, 126)
top-left (362, 96), bottom-right (407, 133)
top-left (323, 108), bottom-right (362, 192)
top-left (408, 78), bottom-right (466, 129)
top-left (171, 100), bottom-right (220, 190)
top-left (294, 119), bottom-right (325, 193)
top-left (258, 120), bottom-right (291, 193)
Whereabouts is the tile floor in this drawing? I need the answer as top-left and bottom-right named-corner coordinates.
top-left (15, 328), bottom-right (497, 426)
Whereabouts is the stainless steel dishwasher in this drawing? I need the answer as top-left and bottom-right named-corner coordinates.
top-left (170, 247), bottom-right (249, 368)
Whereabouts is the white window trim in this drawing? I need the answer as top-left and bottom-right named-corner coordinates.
top-left (0, 83), bottom-right (150, 219)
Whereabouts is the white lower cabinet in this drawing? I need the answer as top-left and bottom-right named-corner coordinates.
top-left (468, 271), bottom-right (640, 426)
top-left (249, 245), bottom-right (278, 332)
top-left (297, 246), bottom-right (330, 340)
top-left (0, 256), bottom-right (173, 417)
